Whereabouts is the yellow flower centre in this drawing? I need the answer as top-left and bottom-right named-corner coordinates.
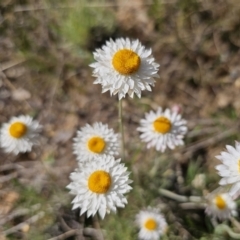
top-left (238, 160), bottom-right (240, 173)
top-left (88, 170), bottom-right (111, 194)
top-left (144, 218), bottom-right (157, 231)
top-left (215, 195), bottom-right (226, 210)
top-left (9, 122), bottom-right (27, 138)
top-left (88, 137), bottom-right (106, 154)
top-left (153, 117), bottom-right (172, 134)
top-left (112, 49), bottom-right (141, 75)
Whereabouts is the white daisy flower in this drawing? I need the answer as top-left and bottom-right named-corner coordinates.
top-left (73, 122), bottom-right (120, 163)
top-left (215, 142), bottom-right (240, 196)
top-left (0, 115), bottom-right (42, 155)
top-left (90, 38), bottom-right (160, 99)
top-left (137, 107), bottom-right (187, 152)
top-left (135, 207), bottom-right (168, 240)
top-left (67, 155), bottom-right (132, 219)
top-left (205, 192), bottom-right (237, 220)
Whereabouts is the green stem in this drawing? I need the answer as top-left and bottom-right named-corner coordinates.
top-left (159, 188), bottom-right (203, 203)
top-left (118, 99), bottom-right (125, 161)
top-left (215, 224), bottom-right (240, 239)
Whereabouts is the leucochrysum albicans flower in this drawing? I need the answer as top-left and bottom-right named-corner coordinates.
top-left (135, 207), bottom-right (168, 240)
top-left (67, 155), bottom-right (132, 219)
top-left (90, 38), bottom-right (160, 99)
top-left (0, 115), bottom-right (42, 155)
top-left (137, 107), bottom-right (187, 152)
top-left (215, 142), bottom-right (240, 197)
top-left (73, 122), bottom-right (119, 163)
top-left (205, 192), bottom-right (237, 220)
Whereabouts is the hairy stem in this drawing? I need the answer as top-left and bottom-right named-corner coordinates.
top-left (118, 99), bottom-right (125, 161)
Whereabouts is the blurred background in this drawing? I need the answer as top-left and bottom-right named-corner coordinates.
top-left (0, 0), bottom-right (240, 239)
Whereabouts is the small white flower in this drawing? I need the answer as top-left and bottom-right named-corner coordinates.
top-left (135, 207), bottom-right (167, 240)
top-left (73, 122), bottom-right (119, 163)
top-left (90, 38), bottom-right (160, 99)
top-left (137, 107), bottom-right (187, 152)
top-left (215, 142), bottom-right (240, 196)
top-left (0, 115), bottom-right (42, 155)
top-left (67, 155), bottom-right (132, 219)
top-left (205, 192), bottom-right (237, 220)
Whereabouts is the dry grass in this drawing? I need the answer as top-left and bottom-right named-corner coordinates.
top-left (1, 0), bottom-right (240, 239)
